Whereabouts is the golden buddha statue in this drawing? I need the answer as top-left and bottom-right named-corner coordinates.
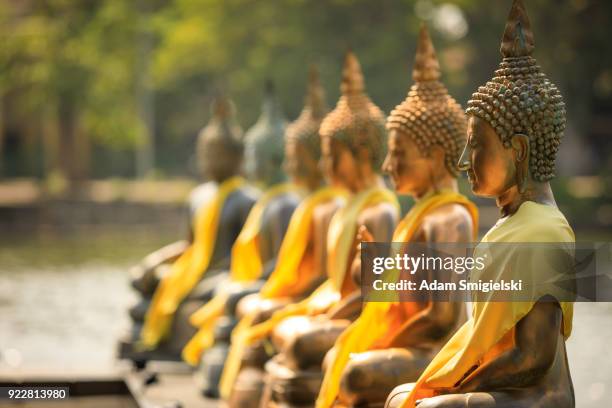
top-left (183, 81), bottom-right (305, 397)
top-left (386, 1), bottom-right (575, 407)
top-left (225, 51), bottom-right (400, 408)
top-left (315, 24), bottom-right (479, 408)
top-left (120, 94), bottom-right (259, 364)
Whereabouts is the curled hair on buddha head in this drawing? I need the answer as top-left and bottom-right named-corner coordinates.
top-left (286, 65), bottom-right (328, 159)
top-left (319, 50), bottom-right (387, 169)
top-left (465, 0), bottom-right (566, 181)
top-left (386, 23), bottom-right (467, 176)
top-left (197, 92), bottom-right (244, 167)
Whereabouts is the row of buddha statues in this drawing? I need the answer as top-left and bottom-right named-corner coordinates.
top-left (120, 1), bottom-right (575, 407)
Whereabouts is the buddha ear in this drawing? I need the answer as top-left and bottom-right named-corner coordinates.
top-left (429, 144), bottom-right (445, 164)
top-left (357, 145), bottom-right (372, 166)
top-left (510, 134), bottom-right (530, 193)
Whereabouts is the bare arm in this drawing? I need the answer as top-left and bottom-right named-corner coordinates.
top-left (454, 300), bottom-right (562, 392)
top-left (387, 204), bottom-right (472, 348)
top-left (260, 195), bottom-right (298, 279)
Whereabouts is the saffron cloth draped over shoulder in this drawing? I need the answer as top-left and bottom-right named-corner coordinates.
top-left (399, 201), bottom-right (575, 407)
top-left (181, 182), bottom-right (303, 365)
top-left (260, 186), bottom-right (349, 299)
top-left (217, 185), bottom-right (349, 398)
top-left (217, 186), bottom-right (399, 399)
top-left (315, 191), bottom-right (479, 408)
top-left (241, 187), bottom-right (400, 348)
top-left (139, 176), bottom-right (247, 349)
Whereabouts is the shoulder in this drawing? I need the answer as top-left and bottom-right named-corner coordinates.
top-left (421, 202), bottom-right (475, 243)
top-left (517, 202), bottom-right (575, 242)
top-left (314, 198), bottom-right (344, 220)
top-left (425, 203), bottom-right (474, 230)
top-left (188, 181), bottom-right (217, 212)
top-left (264, 190), bottom-right (302, 217)
top-left (234, 184), bottom-right (260, 202)
top-left (359, 201), bottom-right (400, 228)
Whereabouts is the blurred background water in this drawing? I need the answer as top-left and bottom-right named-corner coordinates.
top-left (0, 227), bottom-right (175, 376)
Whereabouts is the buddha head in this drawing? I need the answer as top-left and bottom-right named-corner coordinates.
top-left (459, 0), bottom-right (566, 198)
top-left (244, 80), bottom-right (288, 187)
top-left (284, 65), bottom-right (328, 191)
top-left (319, 51), bottom-right (387, 192)
top-left (196, 94), bottom-right (244, 182)
top-left (384, 24), bottom-right (467, 197)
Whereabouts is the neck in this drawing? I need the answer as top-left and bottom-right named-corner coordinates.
top-left (294, 175), bottom-right (323, 193)
top-left (261, 172), bottom-right (287, 188)
top-left (413, 172), bottom-right (458, 201)
top-left (210, 171), bottom-right (239, 184)
top-left (353, 165), bottom-right (381, 193)
top-left (496, 180), bottom-right (556, 217)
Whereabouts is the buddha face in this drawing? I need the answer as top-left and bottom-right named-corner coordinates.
top-left (320, 134), bottom-right (362, 191)
top-left (198, 140), bottom-right (242, 182)
top-left (459, 116), bottom-right (518, 197)
top-left (284, 137), bottom-right (321, 186)
top-left (382, 129), bottom-right (445, 196)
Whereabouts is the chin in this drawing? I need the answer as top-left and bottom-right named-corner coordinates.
top-left (468, 181), bottom-right (484, 196)
top-left (471, 184), bottom-right (498, 198)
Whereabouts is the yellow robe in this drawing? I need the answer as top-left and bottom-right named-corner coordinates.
top-left (181, 183), bottom-right (302, 365)
top-left (217, 186), bottom-right (349, 399)
top-left (140, 176), bottom-right (247, 349)
top-left (316, 191), bottom-right (479, 408)
top-left (220, 187), bottom-right (400, 399)
top-left (259, 187), bottom-right (349, 299)
top-left (400, 201), bottom-right (575, 407)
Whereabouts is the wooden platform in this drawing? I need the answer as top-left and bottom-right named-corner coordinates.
top-left (125, 361), bottom-right (219, 408)
top-left (0, 363), bottom-right (219, 408)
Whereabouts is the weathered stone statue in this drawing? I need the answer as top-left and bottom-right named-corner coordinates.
top-left (218, 66), bottom-right (350, 407)
top-left (232, 51), bottom-right (400, 408)
top-left (315, 24), bottom-right (479, 408)
top-left (182, 81), bottom-right (304, 397)
top-left (386, 1), bottom-right (575, 407)
top-left (120, 94), bottom-right (258, 363)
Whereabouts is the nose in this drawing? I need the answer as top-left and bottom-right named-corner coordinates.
top-left (457, 143), bottom-right (471, 171)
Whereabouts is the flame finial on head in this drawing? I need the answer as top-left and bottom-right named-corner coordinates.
top-left (210, 92), bottom-right (233, 120)
top-left (305, 64), bottom-right (328, 119)
top-left (340, 50), bottom-right (365, 95)
top-left (500, 0), bottom-right (535, 58)
top-left (285, 65), bottom-right (328, 158)
top-left (413, 24), bottom-right (441, 82)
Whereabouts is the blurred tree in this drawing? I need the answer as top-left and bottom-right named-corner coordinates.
top-left (0, 0), bottom-right (151, 186)
top-left (0, 0), bottom-right (610, 181)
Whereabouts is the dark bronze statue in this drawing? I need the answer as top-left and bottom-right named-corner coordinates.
top-left (386, 1), bottom-right (575, 407)
top-left (119, 94), bottom-right (257, 364)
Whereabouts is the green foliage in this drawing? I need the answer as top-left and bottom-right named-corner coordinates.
top-left (1, 0), bottom-right (611, 177)
top-left (1, 0), bottom-right (144, 149)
